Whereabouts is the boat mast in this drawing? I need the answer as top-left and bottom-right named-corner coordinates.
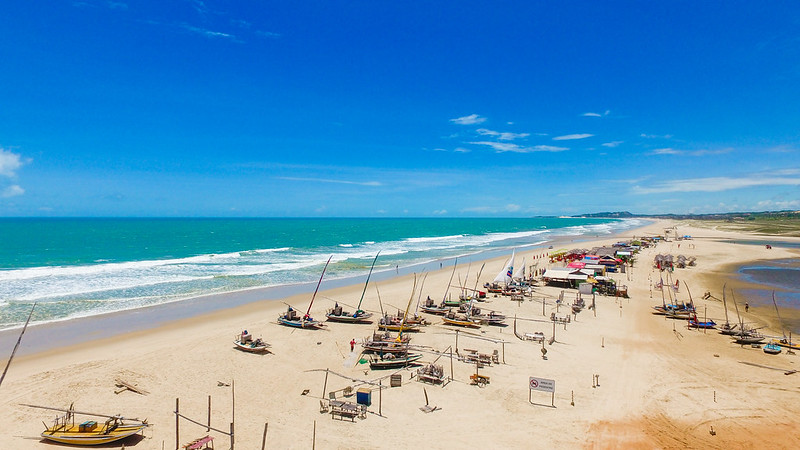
top-left (356, 252), bottom-right (380, 313)
top-left (0, 302), bottom-right (36, 389)
top-left (441, 258), bottom-right (458, 304)
top-left (397, 274), bottom-right (417, 341)
top-left (771, 290), bottom-right (787, 341)
top-left (307, 256), bottom-right (333, 317)
top-left (721, 283), bottom-right (731, 327)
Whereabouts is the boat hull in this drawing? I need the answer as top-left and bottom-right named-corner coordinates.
top-left (325, 312), bottom-right (373, 323)
top-left (42, 424), bottom-right (148, 445)
top-left (369, 354), bottom-right (422, 369)
top-left (278, 316), bottom-right (324, 329)
top-left (233, 340), bottom-right (270, 353)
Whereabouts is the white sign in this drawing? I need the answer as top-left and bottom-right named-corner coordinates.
top-left (529, 376), bottom-right (555, 393)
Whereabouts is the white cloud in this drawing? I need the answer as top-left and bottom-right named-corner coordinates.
top-left (0, 148), bottom-right (24, 177)
top-left (651, 148), bottom-right (682, 155)
top-left (450, 114), bottom-right (486, 125)
top-left (505, 204), bottom-right (520, 212)
top-left (651, 147), bottom-right (732, 156)
top-left (454, 147), bottom-right (471, 153)
top-left (602, 141), bottom-right (624, 148)
top-left (469, 141), bottom-right (568, 153)
top-left (433, 209), bottom-right (448, 215)
top-left (1, 185), bottom-right (24, 198)
top-left (181, 23), bottom-right (237, 40)
top-left (582, 112), bottom-right (601, 117)
top-left (640, 133), bottom-right (673, 139)
top-left (476, 128), bottom-right (530, 141)
top-left (756, 199), bottom-right (800, 209)
top-left (553, 134), bottom-right (593, 141)
top-left (633, 173), bottom-right (800, 194)
top-left (275, 176), bottom-right (382, 186)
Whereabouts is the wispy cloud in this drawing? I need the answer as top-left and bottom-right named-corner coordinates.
top-left (450, 114), bottom-right (486, 125)
top-left (476, 128), bottom-right (530, 141)
top-left (275, 176), bottom-right (382, 186)
top-left (757, 199), bottom-right (800, 209)
top-left (582, 110), bottom-right (610, 117)
top-left (469, 141), bottom-right (568, 153)
top-left (553, 133), bottom-right (593, 141)
top-left (640, 133), bottom-right (673, 139)
top-left (651, 147), bottom-right (732, 156)
top-left (602, 141), bottom-right (624, 148)
top-left (433, 209), bottom-right (448, 215)
top-left (1, 185), bottom-right (24, 198)
top-left (181, 23), bottom-right (237, 40)
top-left (633, 172), bottom-right (800, 194)
top-left (0, 148), bottom-right (25, 177)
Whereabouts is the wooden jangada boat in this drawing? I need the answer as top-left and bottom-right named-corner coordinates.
top-left (233, 331), bottom-right (270, 353)
top-left (23, 403), bottom-right (149, 446)
top-left (369, 353), bottom-right (422, 370)
top-left (442, 310), bottom-right (480, 328)
top-left (326, 252), bottom-right (379, 323)
top-left (278, 256), bottom-right (331, 329)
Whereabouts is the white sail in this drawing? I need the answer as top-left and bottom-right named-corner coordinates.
top-left (512, 257), bottom-right (526, 280)
top-left (493, 250), bottom-right (515, 284)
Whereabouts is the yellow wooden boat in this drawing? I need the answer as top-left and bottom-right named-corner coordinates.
top-left (24, 403), bottom-right (149, 446)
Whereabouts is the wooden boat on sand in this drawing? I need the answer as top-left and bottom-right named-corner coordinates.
top-left (23, 403), bottom-right (149, 446)
top-left (326, 252), bottom-right (379, 324)
top-left (278, 256), bottom-right (331, 330)
top-left (442, 311), bottom-right (480, 328)
top-left (763, 342), bottom-right (782, 354)
top-left (369, 353), bottom-right (422, 370)
top-left (233, 331), bottom-right (270, 353)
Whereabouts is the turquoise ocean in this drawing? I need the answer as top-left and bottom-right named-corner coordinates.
top-left (0, 217), bottom-right (644, 330)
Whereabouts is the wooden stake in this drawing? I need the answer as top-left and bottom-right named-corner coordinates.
top-left (312, 420), bottom-right (316, 450)
top-left (175, 398), bottom-right (179, 450)
top-left (322, 369), bottom-right (329, 399)
top-left (207, 395), bottom-right (211, 432)
top-left (261, 422), bottom-right (268, 450)
top-left (230, 421), bottom-right (235, 450)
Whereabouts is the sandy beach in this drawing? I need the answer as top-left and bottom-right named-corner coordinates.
top-left (2, 219), bottom-right (800, 449)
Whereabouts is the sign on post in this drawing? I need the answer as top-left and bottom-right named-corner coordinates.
top-left (529, 376), bottom-right (555, 406)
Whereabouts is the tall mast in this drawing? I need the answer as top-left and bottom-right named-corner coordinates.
top-left (356, 252), bottom-right (380, 312)
top-left (772, 291), bottom-right (787, 340)
top-left (307, 256), bottom-right (333, 317)
top-left (441, 258), bottom-right (458, 304)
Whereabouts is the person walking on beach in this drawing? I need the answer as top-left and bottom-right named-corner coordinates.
top-left (745, 302), bottom-right (749, 313)
top-left (350, 338), bottom-right (356, 352)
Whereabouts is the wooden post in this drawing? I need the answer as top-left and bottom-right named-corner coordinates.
top-left (175, 398), bottom-right (179, 450)
top-left (261, 422), bottom-right (268, 450)
top-left (230, 421), bottom-right (235, 450)
top-left (552, 319), bottom-right (556, 343)
top-left (449, 347), bottom-right (454, 381)
top-left (322, 369), bottom-right (329, 399)
top-left (312, 420), bottom-right (316, 450)
top-left (232, 380), bottom-right (236, 428)
top-left (501, 341), bottom-right (505, 364)
top-left (207, 395), bottom-right (211, 432)
top-left (542, 297), bottom-right (545, 316)
top-left (379, 379), bottom-right (382, 416)
top-left (455, 329), bottom-right (459, 354)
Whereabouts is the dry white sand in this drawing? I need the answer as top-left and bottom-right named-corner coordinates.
top-left (2, 220), bottom-right (800, 449)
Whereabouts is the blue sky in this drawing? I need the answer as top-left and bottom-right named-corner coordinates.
top-left (1, 1), bottom-right (799, 217)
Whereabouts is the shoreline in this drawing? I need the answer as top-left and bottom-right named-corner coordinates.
top-left (3, 219), bottom-right (800, 449)
top-left (0, 220), bottom-right (652, 357)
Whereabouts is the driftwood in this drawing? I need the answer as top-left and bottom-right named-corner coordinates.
top-left (114, 378), bottom-right (149, 395)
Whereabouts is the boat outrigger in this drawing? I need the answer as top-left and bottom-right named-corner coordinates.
top-left (23, 403), bottom-right (149, 446)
